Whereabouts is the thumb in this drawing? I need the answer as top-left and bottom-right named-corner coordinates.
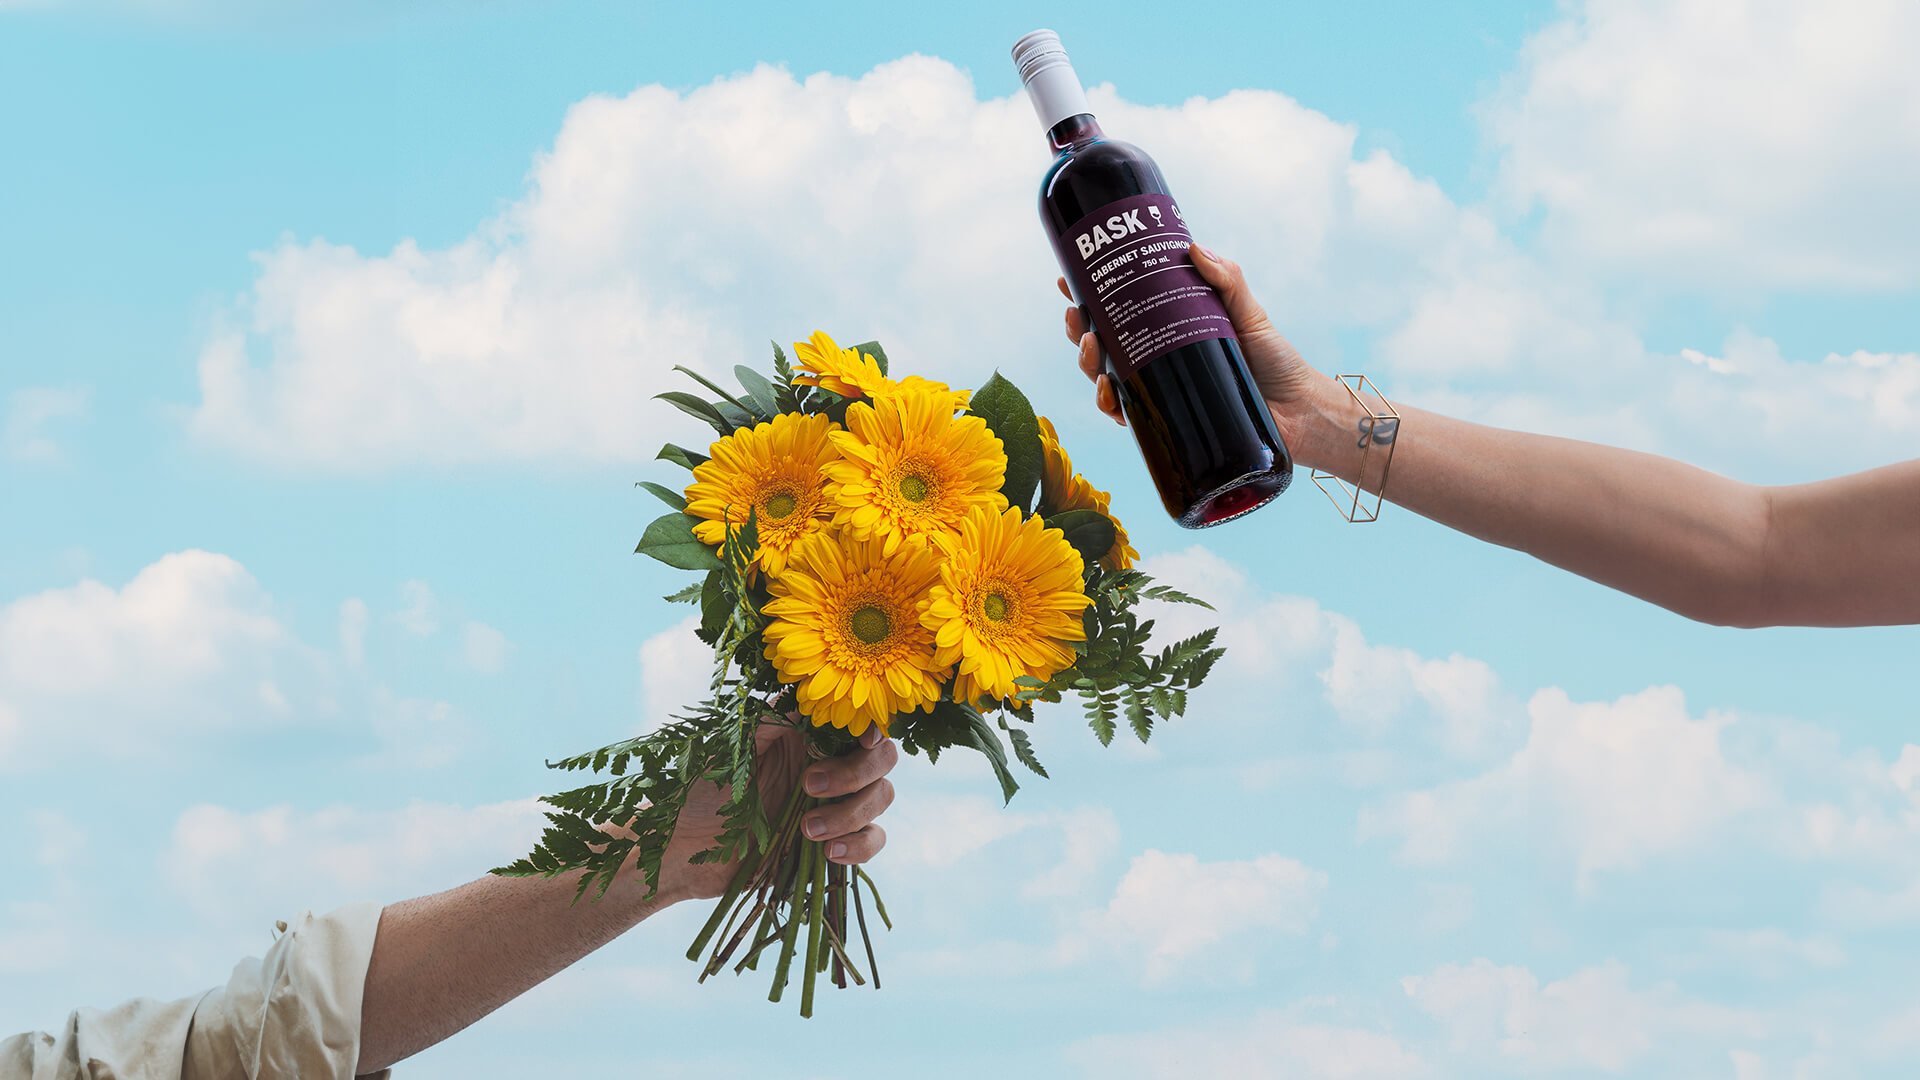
top-left (1190, 244), bottom-right (1274, 337)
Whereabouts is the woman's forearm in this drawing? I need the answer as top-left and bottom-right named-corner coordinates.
top-left (355, 869), bottom-right (684, 1076)
top-left (1285, 375), bottom-right (1775, 627)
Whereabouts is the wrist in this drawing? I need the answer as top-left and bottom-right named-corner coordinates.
top-left (1274, 374), bottom-right (1368, 481)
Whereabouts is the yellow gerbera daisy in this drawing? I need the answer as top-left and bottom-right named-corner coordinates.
top-left (792, 330), bottom-right (970, 411)
top-left (824, 387), bottom-right (1009, 556)
top-left (891, 374), bottom-right (971, 412)
top-left (762, 531), bottom-right (947, 737)
top-left (1036, 416), bottom-right (1140, 570)
top-left (923, 504), bottom-right (1091, 706)
top-left (793, 330), bottom-right (892, 400)
top-left (683, 412), bottom-right (838, 577)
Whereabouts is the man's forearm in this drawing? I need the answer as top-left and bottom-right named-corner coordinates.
top-left (1285, 375), bottom-right (1773, 626)
top-left (355, 869), bottom-right (684, 1076)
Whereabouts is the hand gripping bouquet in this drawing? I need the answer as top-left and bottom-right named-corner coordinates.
top-left (494, 332), bottom-right (1226, 1015)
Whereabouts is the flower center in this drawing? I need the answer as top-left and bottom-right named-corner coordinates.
top-left (763, 490), bottom-right (798, 520)
top-left (897, 473), bottom-right (931, 503)
top-left (983, 592), bottom-right (1010, 622)
top-left (849, 604), bottom-right (892, 645)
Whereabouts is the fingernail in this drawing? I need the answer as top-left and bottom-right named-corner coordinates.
top-left (805, 771), bottom-right (827, 795)
top-left (805, 815), bottom-right (825, 839)
top-left (1192, 243), bottom-right (1215, 262)
top-left (829, 841), bottom-right (848, 860)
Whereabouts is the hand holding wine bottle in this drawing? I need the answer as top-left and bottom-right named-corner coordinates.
top-left (1057, 244), bottom-right (1318, 440)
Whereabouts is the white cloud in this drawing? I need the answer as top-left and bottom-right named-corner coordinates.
top-left (393, 579), bottom-right (438, 636)
top-left (883, 789), bottom-right (1119, 899)
top-left (1361, 686), bottom-right (1767, 887)
top-left (1415, 882), bottom-right (1475, 936)
top-left (1321, 621), bottom-right (1507, 752)
top-left (1138, 546), bottom-right (1516, 763)
top-left (1695, 928), bottom-right (1846, 976)
top-left (1403, 958), bottom-right (1764, 1071)
top-left (1081, 849), bottom-right (1327, 983)
top-left (0, 551), bottom-right (298, 761)
top-left (338, 597), bottom-right (368, 668)
top-left (365, 689), bottom-right (469, 769)
top-left (1664, 333), bottom-right (1920, 467)
top-left (1783, 741), bottom-right (1920, 925)
top-left (637, 614), bottom-right (709, 732)
top-left (0, 700), bottom-right (18, 766)
top-left (2, 386), bottom-right (89, 462)
top-left (1486, 0), bottom-right (1920, 290)
top-left (0, 901), bottom-right (72, 976)
top-left (1068, 1011), bottom-right (1431, 1080)
top-left (461, 620), bottom-right (511, 674)
top-left (30, 809), bottom-right (86, 869)
top-left (164, 798), bottom-right (544, 921)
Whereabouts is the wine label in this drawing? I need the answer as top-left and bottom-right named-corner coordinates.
top-left (1052, 192), bottom-right (1235, 380)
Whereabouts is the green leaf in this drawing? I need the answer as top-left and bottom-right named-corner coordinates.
top-left (1047, 508), bottom-right (1118, 566)
top-left (966, 372), bottom-right (1043, 513)
top-left (1126, 691), bottom-right (1153, 743)
top-left (955, 703), bottom-right (1020, 803)
top-left (658, 443), bottom-right (710, 471)
top-left (656, 391), bottom-right (735, 436)
top-left (1085, 692), bottom-right (1116, 746)
top-left (672, 365), bottom-right (756, 417)
top-left (636, 480), bottom-right (687, 512)
top-left (635, 512), bottom-right (724, 571)
top-left (851, 340), bottom-right (889, 376)
top-left (663, 581), bottom-right (702, 604)
top-left (1006, 725), bottom-right (1049, 779)
top-left (697, 570), bottom-right (729, 644)
top-left (733, 365), bottom-right (782, 418)
top-left (1140, 583), bottom-right (1215, 610)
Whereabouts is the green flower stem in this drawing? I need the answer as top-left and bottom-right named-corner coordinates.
top-left (851, 868), bottom-right (880, 989)
top-left (800, 831), bottom-right (828, 1018)
top-left (768, 812), bottom-right (815, 1005)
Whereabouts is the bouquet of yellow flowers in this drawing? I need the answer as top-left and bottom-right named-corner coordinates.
top-left (495, 332), bottom-right (1223, 1015)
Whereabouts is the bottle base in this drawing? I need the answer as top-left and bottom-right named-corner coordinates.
top-left (1177, 468), bottom-right (1292, 529)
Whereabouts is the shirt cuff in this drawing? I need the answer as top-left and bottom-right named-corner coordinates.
top-left (185, 901), bottom-right (388, 1080)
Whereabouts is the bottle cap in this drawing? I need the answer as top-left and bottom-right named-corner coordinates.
top-left (1012, 29), bottom-right (1092, 131)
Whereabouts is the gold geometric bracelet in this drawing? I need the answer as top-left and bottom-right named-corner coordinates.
top-left (1309, 374), bottom-right (1399, 523)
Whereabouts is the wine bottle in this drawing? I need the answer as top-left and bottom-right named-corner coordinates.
top-left (1013, 29), bottom-right (1292, 527)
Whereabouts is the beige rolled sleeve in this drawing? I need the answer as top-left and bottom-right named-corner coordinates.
top-left (2, 902), bottom-right (386, 1080)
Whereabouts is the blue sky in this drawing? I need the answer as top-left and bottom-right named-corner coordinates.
top-left (4, 1), bottom-right (1920, 1076)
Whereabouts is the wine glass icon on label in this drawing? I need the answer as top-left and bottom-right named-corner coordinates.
top-left (1148, 205), bottom-right (1164, 228)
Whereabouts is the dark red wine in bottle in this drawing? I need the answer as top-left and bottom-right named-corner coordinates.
top-left (1014, 29), bottom-right (1292, 527)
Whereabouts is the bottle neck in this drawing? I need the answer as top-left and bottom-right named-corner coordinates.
top-left (1047, 113), bottom-right (1103, 154)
